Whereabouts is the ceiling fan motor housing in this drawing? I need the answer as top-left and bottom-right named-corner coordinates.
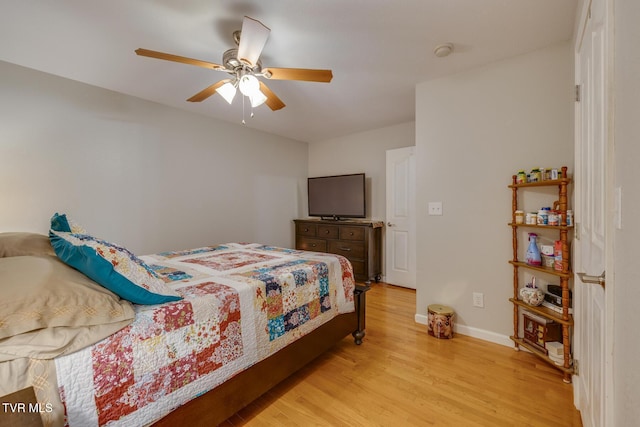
top-left (223, 48), bottom-right (262, 74)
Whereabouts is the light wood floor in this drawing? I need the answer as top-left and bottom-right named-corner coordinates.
top-left (223, 283), bottom-right (582, 426)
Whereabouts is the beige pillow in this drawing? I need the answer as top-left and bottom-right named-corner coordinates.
top-left (0, 255), bottom-right (135, 342)
top-left (0, 232), bottom-right (55, 258)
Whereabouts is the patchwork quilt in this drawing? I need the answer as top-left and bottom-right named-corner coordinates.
top-left (55, 243), bottom-right (355, 426)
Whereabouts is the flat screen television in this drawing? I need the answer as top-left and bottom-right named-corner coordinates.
top-left (307, 173), bottom-right (366, 220)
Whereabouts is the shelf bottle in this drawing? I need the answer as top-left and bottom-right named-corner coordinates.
top-left (525, 233), bottom-right (542, 266)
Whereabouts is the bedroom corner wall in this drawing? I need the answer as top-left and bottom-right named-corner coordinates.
top-left (0, 60), bottom-right (308, 254)
top-left (414, 42), bottom-right (574, 342)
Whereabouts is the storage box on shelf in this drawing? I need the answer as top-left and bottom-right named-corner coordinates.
top-left (508, 166), bottom-right (574, 383)
top-left (522, 311), bottom-right (562, 354)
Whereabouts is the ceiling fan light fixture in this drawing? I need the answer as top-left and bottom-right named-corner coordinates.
top-left (216, 81), bottom-right (237, 104)
top-left (239, 74), bottom-right (261, 97)
top-left (249, 90), bottom-right (268, 108)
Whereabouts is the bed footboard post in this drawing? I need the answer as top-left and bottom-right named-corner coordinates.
top-left (352, 284), bottom-right (370, 345)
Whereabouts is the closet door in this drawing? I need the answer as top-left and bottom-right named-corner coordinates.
top-left (573, 0), bottom-right (612, 424)
top-left (385, 146), bottom-right (415, 289)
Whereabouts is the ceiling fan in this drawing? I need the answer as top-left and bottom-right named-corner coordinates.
top-left (135, 16), bottom-right (333, 113)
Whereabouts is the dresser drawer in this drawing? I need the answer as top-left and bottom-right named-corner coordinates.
top-left (296, 222), bottom-right (317, 237)
top-left (339, 226), bottom-right (365, 241)
top-left (317, 225), bottom-right (339, 239)
top-left (328, 240), bottom-right (365, 260)
top-left (297, 237), bottom-right (327, 252)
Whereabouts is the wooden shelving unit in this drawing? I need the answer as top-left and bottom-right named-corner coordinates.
top-left (508, 166), bottom-right (574, 383)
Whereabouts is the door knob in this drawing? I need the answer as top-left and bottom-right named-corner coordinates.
top-left (576, 271), bottom-right (605, 288)
top-left (387, 222), bottom-right (394, 227)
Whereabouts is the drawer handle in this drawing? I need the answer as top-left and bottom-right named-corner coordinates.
top-left (311, 243), bottom-right (317, 247)
top-left (325, 230), bottom-right (330, 234)
top-left (349, 232), bottom-right (354, 236)
top-left (340, 247), bottom-right (352, 251)
top-left (304, 228), bottom-right (309, 232)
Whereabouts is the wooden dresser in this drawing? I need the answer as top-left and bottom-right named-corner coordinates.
top-left (294, 219), bottom-right (383, 284)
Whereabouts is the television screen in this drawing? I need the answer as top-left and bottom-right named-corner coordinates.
top-left (308, 173), bottom-right (366, 219)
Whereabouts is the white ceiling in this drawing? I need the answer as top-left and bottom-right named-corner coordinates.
top-left (0, 0), bottom-right (578, 143)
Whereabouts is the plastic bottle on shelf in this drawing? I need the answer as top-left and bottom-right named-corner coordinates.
top-left (554, 240), bottom-right (564, 271)
top-left (530, 168), bottom-right (542, 182)
top-left (537, 208), bottom-right (549, 225)
top-left (526, 233), bottom-right (542, 266)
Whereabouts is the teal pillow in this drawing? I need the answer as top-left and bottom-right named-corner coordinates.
top-left (50, 213), bottom-right (72, 232)
top-left (49, 230), bottom-right (182, 305)
top-left (50, 212), bottom-right (87, 234)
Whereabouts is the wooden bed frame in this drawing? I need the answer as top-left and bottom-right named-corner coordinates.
top-left (153, 284), bottom-right (368, 426)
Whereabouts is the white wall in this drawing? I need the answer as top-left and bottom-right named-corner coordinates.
top-left (307, 121), bottom-right (415, 220)
top-left (415, 42), bottom-right (574, 342)
top-left (613, 0), bottom-right (640, 421)
top-left (0, 61), bottom-right (308, 254)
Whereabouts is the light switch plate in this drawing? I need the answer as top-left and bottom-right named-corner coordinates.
top-left (428, 202), bottom-right (443, 216)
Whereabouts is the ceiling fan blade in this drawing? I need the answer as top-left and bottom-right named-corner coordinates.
top-left (237, 16), bottom-right (270, 67)
top-left (259, 81), bottom-right (285, 111)
top-left (263, 67), bottom-right (333, 83)
top-left (135, 48), bottom-right (225, 71)
top-left (187, 80), bottom-right (229, 102)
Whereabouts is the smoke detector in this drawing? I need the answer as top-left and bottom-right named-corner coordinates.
top-left (433, 43), bottom-right (454, 58)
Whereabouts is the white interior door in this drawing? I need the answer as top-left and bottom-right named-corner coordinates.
top-left (385, 146), bottom-right (416, 289)
top-left (574, 0), bottom-right (610, 425)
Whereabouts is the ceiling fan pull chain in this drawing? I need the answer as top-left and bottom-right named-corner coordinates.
top-left (242, 93), bottom-right (246, 125)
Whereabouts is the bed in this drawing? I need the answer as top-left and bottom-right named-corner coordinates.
top-left (0, 225), bottom-right (366, 427)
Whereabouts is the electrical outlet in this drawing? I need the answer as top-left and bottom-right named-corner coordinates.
top-left (428, 202), bottom-right (443, 216)
top-left (473, 292), bottom-right (484, 308)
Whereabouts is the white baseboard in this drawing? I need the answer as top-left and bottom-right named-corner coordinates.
top-left (414, 313), bottom-right (513, 348)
